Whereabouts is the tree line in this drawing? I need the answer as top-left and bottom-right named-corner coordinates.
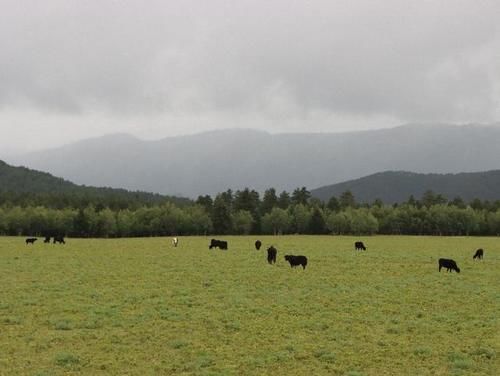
top-left (1, 187), bottom-right (500, 237)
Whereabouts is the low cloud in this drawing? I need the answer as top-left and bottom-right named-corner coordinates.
top-left (0, 0), bottom-right (499, 152)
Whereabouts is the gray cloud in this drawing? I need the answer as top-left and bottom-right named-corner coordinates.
top-left (0, 0), bottom-right (499, 152)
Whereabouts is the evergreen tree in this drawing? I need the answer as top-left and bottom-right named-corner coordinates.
top-left (261, 188), bottom-right (278, 214)
top-left (407, 195), bottom-right (417, 206)
top-left (277, 191), bottom-right (291, 209)
top-left (339, 190), bottom-right (356, 209)
top-left (291, 187), bottom-right (311, 205)
top-left (196, 195), bottom-right (213, 214)
top-left (211, 194), bottom-right (233, 234)
top-left (233, 188), bottom-right (261, 233)
top-left (421, 190), bottom-right (446, 207)
top-left (470, 198), bottom-right (483, 211)
top-left (73, 208), bottom-right (90, 237)
top-left (308, 207), bottom-right (327, 234)
top-left (220, 189), bottom-right (234, 208)
top-left (327, 196), bottom-right (340, 212)
top-left (449, 196), bottom-right (466, 209)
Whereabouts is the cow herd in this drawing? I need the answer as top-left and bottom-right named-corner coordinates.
top-left (207, 238), bottom-right (307, 269)
top-left (24, 235), bottom-right (486, 274)
top-left (202, 238), bottom-right (486, 274)
top-left (25, 235), bottom-right (65, 245)
top-left (437, 248), bottom-right (485, 273)
top-left (351, 240), bottom-right (484, 274)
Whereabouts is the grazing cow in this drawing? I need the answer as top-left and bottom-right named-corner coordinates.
top-left (267, 246), bottom-right (277, 264)
top-left (255, 240), bottom-right (262, 250)
top-left (438, 258), bottom-right (460, 273)
top-left (209, 239), bottom-right (228, 250)
top-left (473, 248), bottom-right (484, 260)
top-left (284, 255), bottom-right (308, 269)
top-left (43, 236), bottom-right (51, 243)
top-left (53, 235), bottom-right (65, 244)
top-left (25, 237), bottom-right (37, 245)
top-left (172, 237), bottom-right (179, 247)
top-left (354, 241), bottom-right (366, 251)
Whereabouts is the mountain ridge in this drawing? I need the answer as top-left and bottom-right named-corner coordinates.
top-left (0, 159), bottom-right (190, 206)
top-left (310, 170), bottom-right (500, 203)
top-left (7, 123), bottom-right (500, 198)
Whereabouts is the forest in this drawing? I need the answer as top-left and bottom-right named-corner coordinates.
top-left (1, 187), bottom-right (500, 237)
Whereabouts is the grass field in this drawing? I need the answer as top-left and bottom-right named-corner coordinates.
top-left (0, 235), bottom-right (498, 375)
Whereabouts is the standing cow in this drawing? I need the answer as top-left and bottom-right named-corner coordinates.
top-left (284, 255), bottom-right (308, 269)
top-left (53, 235), bottom-right (65, 244)
top-left (172, 237), bottom-right (179, 247)
top-left (255, 240), bottom-right (262, 250)
top-left (25, 238), bottom-right (37, 245)
top-left (267, 246), bottom-right (277, 264)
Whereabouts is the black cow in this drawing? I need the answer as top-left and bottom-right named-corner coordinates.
top-left (25, 237), bottom-right (37, 245)
top-left (473, 248), bottom-right (484, 260)
top-left (209, 239), bottom-right (228, 250)
top-left (43, 236), bottom-right (51, 243)
top-left (255, 240), bottom-right (262, 250)
top-left (53, 235), bottom-right (65, 244)
top-left (438, 258), bottom-right (460, 273)
top-left (284, 255), bottom-right (308, 269)
top-left (354, 241), bottom-right (366, 251)
top-left (267, 246), bottom-right (277, 264)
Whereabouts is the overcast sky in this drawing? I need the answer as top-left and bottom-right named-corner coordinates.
top-left (1, 0), bottom-right (499, 154)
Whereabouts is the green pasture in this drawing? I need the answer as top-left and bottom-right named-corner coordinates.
top-left (0, 236), bottom-right (498, 375)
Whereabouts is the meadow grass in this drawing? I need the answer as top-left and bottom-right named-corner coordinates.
top-left (0, 235), bottom-right (498, 375)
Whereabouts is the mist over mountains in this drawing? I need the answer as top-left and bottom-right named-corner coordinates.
top-left (7, 124), bottom-right (500, 198)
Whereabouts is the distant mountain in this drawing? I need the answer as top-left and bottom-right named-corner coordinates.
top-left (0, 160), bottom-right (190, 206)
top-left (310, 170), bottom-right (500, 204)
top-left (8, 123), bottom-right (500, 198)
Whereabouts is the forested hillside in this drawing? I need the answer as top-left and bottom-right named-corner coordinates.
top-left (0, 160), bottom-right (190, 209)
top-left (311, 170), bottom-right (500, 203)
